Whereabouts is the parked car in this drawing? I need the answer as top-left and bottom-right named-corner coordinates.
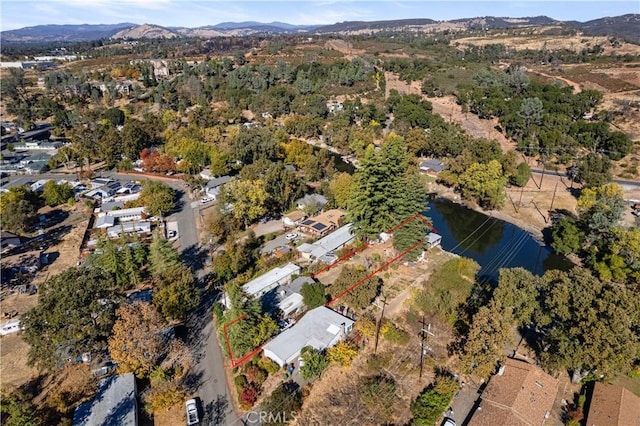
top-left (442, 417), bottom-right (456, 426)
top-left (168, 230), bottom-right (177, 239)
top-left (200, 197), bottom-right (214, 204)
top-left (285, 232), bottom-right (298, 240)
top-left (185, 399), bottom-right (199, 425)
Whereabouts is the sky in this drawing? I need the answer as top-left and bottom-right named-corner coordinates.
top-left (1, 1), bottom-right (638, 31)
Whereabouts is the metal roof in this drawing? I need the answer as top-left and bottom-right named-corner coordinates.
top-left (242, 263), bottom-right (300, 297)
top-left (262, 306), bottom-right (354, 367)
top-left (72, 373), bottom-right (137, 426)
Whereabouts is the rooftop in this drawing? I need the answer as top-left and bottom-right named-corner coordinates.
top-left (309, 223), bottom-right (355, 260)
top-left (72, 372), bottom-right (137, 426)
top-left (243, 263), bottom-right (300, 297)
top-left (469, 358), bottom-right (559, 426)
top-left (205, 175), bottom-right (231, 189)
top-left (586, 382), bottom-right (640, 426)
top-left (262, 306), bottom-right (354, 365)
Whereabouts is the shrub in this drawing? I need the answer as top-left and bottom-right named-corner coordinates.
top-left (234, 374), bottom-right (248, 393)
top-left (300, 346), bottom-right (329, 380)
top-left (410, 375), bottom-right (458, 426)
top-left (244, 364), bottom-right (267, 386)
top-left (327, 340), bottom-right (359, 367)
top-left (240, 385), bottom-right (259, 407)
top-left (382, 321), bottom-right (410, 345)
top-left (366, 353), bottom-right (392, 372)
top-left (258, 356), bottom-right (280, 375)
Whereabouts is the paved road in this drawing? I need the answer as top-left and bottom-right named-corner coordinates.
top-left (530, 168), bottom-right (640, 190)
top-left (5, 171), bottom-right (240, 425)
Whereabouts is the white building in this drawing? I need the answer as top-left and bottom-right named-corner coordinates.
top-left (243, 263), bottom-right (300, 299)
top-left (262, 306), bottom-right (354, 367)
top-left (297, 223), bottom-right (355, 262)
top-left (106, 207), bottom-right (146, 222)
top-left (107, 221), bottom-right (151, 238)
top-left (222, 263), bottom-right (300, 308)
top-left (204, 175), bottom-right (231, 199)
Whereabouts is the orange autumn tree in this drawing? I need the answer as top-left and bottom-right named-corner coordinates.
top-left (108, 302), bottom-right (168, 378)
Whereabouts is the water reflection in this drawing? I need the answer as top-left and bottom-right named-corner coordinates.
top-left (425, 199), bottom-right (571, 283)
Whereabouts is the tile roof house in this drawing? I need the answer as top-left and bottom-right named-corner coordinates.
top-left (263, 306), bottom-right (354, 367)
top-left (468, 358), bottom-right (559, 426)
top-left (73, 372), bottom-right (138, 426)
top-left (585, 382), bottom-right (640, 426)
top-left (282, 211), bottom-right (307, 228)
top-left (298, 209), bottom-right (344, 238)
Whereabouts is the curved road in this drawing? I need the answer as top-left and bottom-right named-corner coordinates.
top-left (5, 171), bottom-right (240, 425)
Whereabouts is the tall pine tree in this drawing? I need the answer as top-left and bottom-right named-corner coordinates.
top-left (348, 133), bottom-right (429, 259)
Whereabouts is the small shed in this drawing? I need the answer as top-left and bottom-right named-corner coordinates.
top-left (426, 232), bottom-right (442, 249)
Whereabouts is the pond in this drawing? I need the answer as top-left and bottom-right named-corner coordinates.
top-left (425, 198), bottom-right (573, 283)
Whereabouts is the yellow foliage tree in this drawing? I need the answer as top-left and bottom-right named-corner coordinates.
top-left (108, 303), bottom-right (167, 378)
top-left (327, 341), bottom-right (359, 367)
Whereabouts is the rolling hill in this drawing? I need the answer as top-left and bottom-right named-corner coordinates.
top-left (1, 14), bottom-right (638, 43)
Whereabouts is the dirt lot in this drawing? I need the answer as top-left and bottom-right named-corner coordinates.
top-left (298, 244), bottom-right (455, 425)
top-left (1, 203), bottom-right (91, 390)
top-left (452, 30), bottom-right (640, 56)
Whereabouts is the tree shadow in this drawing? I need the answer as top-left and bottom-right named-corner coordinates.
top-left (203, 394), bottom-right (230, 426)
top-left (180, 243), bottom-right (207, 272)
top-left (166, 189), bottom-right (186, 215)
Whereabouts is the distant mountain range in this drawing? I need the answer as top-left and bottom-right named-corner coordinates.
top-left (1, 14), bottom-right (638, 43)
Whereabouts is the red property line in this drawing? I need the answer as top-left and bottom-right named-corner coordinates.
top-left (326, 238), bottom-right (424, 307)
top-left (222, 313), bottom-right (264, 368)
top-left (222, 214), bottom-right (435, 367)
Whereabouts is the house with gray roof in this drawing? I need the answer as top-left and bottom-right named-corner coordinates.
top-left (297, 223), bottom-right (355, 262)
top-left (263, 306), bottom-right (354, 367)
top-left (205, 175), bottom-right (231, 199)
top-left (72, 372), bottom-right (138, 426)
top-left (419, 158), bottom-right (446, 175)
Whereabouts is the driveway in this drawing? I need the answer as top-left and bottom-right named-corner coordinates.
top-left (251, 219), bottom-right (283, 238)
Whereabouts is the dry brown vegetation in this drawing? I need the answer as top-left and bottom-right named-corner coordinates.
top-left (452, 30), bottom-right (640, 55)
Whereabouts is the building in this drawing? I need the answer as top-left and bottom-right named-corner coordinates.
top-left (95, 215), bottom-right (116, 229)
top-left (263, 306), bottom-right (354, 367)
top-left (296, 193), bottom-right (328, 212)
top-left (297, 223), bottom-right (355, 262)
top-left (73, 373), bottom-right (138, 426)
top-left (1, 231), bottom-right (22, 253)
top-left (0, 318), bottom-right (23, 336)
top-left (298, 209), bottom-right (344, 238)
top-left (272, 276), bottom-right (316, 316)
top-left (426, 232), bottom-right (442, 249)
top-left (13, 140), bottom-right (63, 150)
top-left (585, 382), bottom-right (640, 426)
top-left (243, 263), bottom-right (300, 299)
top-left (419, 158), bottom-right (446, 175)
top-left (282, 211), bottom-right (307, 228)
top-left (468, 358), bottom-right (559, 426)
top-left (222, 263), bottom-right (301, 308)
top-left (107, 221), bottom-right (151, 238)
top-left (100, 201), bottom-right (125, 212)
top-left (106, 207), bottom-right (146, 222)
top-left (204, 175), bottom-right (231, 199)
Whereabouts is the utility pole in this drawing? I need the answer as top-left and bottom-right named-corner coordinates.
top-left (373, 296), bottom-right (388, 354)
top-left (419, 316), bottom-right (435, 378)
top-left (548, 181), bottom-right (559, 222)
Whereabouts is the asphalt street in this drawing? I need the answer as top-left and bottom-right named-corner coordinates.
top-left (5, 171), bottom-right (240, 425)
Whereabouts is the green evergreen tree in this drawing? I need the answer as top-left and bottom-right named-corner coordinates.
top-left (148, 230), bottom-right (180, 277)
